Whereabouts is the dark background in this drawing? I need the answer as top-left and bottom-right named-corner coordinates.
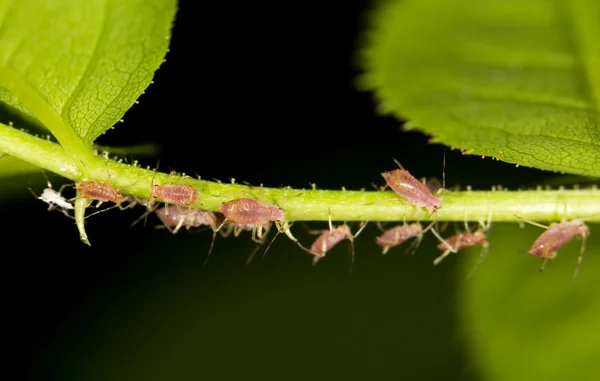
top-left (3, 1), bottom-right (554, 379)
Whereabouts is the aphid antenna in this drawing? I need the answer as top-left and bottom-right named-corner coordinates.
top-left (514, 215), bottom-right (550, 230)
top-left (573, 233), bottom-right (588, 281)
top-left (202, 228), bottom-right (219, 269)
top-left (466, 241), bottom-right (490, 279)
top-left (392, 157), bottom-right (405, 170)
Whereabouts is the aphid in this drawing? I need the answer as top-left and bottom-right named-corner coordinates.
top-left (150, 181), bottom-right (198, 208)
top-left (148, 166), bottom-right (199, 213)
top-left (29, 171), bottom-right (74, 217)
top-left (517, 217), bottom-right (590, 278)
top-left (375, 221), bottom-right (435, 255)
top-left (300, 214), bottom-right (368, 267)
top-left (430, 214), bottom-right (491, 272)
top-left (76, 180), bottom-right (123, 206)
top-left (218, 197), bottom-right (300, 259)
top-left (156, 206), bottom-right (219, 234)
top-left (220, 197), bottom-right (284, 225)
top-left (155, 205), bottom-right (222, 266)
top-left (381, 158), bottom-right (443, 215)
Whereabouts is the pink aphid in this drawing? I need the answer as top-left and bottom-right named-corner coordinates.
top-left (382, 169), bottom-right (442, 213)
top-left (155, 205), bottom-right (224, 266)
top-left (220, 198), bottom-right (285, 225)
top-left (524, 219), bottom-right (589, 277)
top-left (375, 222), bottom-right (434, 255)
top-left (310, 224), bottom-right (353, 258)
top-left (433, 229), bottom-right (488, 266)
top-left (151, 183), bottom-right (198, 207)
top-left (155, 206), bottom-right (219, 234)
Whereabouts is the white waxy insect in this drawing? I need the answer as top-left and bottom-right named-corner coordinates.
top-left (29, 171), bottom-right (74, 217)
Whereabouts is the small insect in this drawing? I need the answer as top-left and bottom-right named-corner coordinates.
top-left (517, 216), bottom-right (590, 278)
top-left (148, 165), bottom-right (199, 213)
top-left (76, 180), bottom-right (123, 206)
top-left (381, 158), bottom-right (443, 215)
top-left (218, 197), bottom-right (300, 260)
top-left (155, 205), bottom-right (222, 266)
top-left (150, 181), bottom-right (198, 208)
top-left (29, 171), bottom-right (74, 217)
top-left (375, 221), bottom-right (435, 255)
top-left (430, 215), bottom-right (491, 273)
top-left (220, 197), bottom-right (284, 225)
top-left (155, 206), bottom-right (219, 234)
top-left (301, 214), bottom-right (368, 267)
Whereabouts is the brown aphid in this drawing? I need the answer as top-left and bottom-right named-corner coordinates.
top-left (303, 221), bottom-right (368, 267)
top-left (375, 221), bottom-right (435, 255)
top-left (518, 217), bottom-right (590, 278)
top-left (151, 183), bottom-right (198, 207)
top-left (76, 180), bottom-right (123, 206)
top-left (220, 198), bottom-right (284, 225)
top-left (432, 229), bottom-right (489, 266)
top-left (156, 205), bottom-right (219, 234)
top-left (218, 197), bottom-right (300, 258)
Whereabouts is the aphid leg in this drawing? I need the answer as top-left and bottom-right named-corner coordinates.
top-left (202, 228), bottom-right (219, 269)
top-left (480, 209), bottom-right (493, 231)
top-left (348, 221), bottom-right (369, 268)
top-left (466, 241), bottom-right (490, 278)
top-left (573, 234), bottom-right (588, 280)
top-left (405, 221), bottom-right (436, 256)
top-left (430, 227), bottom-right (458, 265)
top-left (218, 223), bottom-right (234, 238)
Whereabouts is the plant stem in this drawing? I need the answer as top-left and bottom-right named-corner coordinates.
top-left (2, 123), bottom-right (600, 223)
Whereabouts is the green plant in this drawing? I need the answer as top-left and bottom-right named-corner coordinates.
top-left (4, 0), bottom-right (600, 379)
top-left (1, 0), bottom-right (600, 247)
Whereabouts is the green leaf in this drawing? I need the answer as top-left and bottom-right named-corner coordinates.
top-left (0, 0), bottom-right (176, 145)
top-left (459, 223), bottom-right (600, 380)
top-left (359, 0), bottom-right (600, 177)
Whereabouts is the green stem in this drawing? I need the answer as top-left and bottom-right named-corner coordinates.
top-left (2, 123), bottom-right (600, 223)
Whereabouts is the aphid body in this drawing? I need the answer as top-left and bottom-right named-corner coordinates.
top-left (434, 229), bottom-right (488, 266)
top-left (220, 198), bottom-right (284, 225)
top-left (156, 206), bottom-right (218, 233)
top-left (39, 188), bottom-right (73, 212)
top-left (309, 224), bottom-right (353, 258)
top-left (76, 180), bottom-right (123, 205)
top-left (375, 222), bottom-right (425, 255)
top-left (382, 169), bottom-right (442, 212)
top-left (151, 184), bottom-right (198, 206)
top-left (31, 175), bottom-right (74, 217)
top-left (528, 220), bottom-right (589, 259)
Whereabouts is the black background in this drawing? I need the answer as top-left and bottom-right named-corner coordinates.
top-left (3, 0), bottom-right (553, 379)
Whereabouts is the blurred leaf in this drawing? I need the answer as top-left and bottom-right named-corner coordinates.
top-left (94, 143), bottom-right (161, 158)
top-left (359, 0), bottom-right (600, 177)
top-left (458, 223), bottom-right (600, 381)
top-left (0, 0), bottom-right (176, 144)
